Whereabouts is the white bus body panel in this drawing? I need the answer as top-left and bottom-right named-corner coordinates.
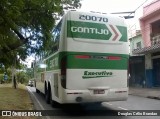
top-left (35, 10), bottom-right (129, 104)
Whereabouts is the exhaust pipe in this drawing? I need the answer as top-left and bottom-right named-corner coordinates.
top-left (75, 97), bottom-right (82, 102)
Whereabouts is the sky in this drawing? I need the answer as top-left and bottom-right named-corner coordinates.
top-left (25, 0), bottom-right (154, 67)
top-left (80, 0), bottom-right (154, 36)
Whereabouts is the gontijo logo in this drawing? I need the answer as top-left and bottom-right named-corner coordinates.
top-left (82, 71), bottom-right (113, 79)
top-left (67, 21), bottom-right (127, 42)
top-left (71, 27), bottom-right (109, 35)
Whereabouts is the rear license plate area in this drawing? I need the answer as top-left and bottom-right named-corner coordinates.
top-left (93, 90), bottom-right (105, 94)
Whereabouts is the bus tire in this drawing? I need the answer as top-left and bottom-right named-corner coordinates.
top-left (36, 89), bottom-right (40, 93)
top-left (50, 90), bottom-right (60, 108)
top-left (45, 89), bottom-right (50, 104)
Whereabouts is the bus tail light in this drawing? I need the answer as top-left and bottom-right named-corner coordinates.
top-left (107, 56), bottom-right (121, 60)
top-left (75, 55), bottom-right (90, 59)
top-left (75, 55), bottom-right (121, 60)
top-left (61, 57), bottom-right (67, 88)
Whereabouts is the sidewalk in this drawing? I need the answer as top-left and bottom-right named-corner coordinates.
top-left (129, 87), bottom-right (160, 100)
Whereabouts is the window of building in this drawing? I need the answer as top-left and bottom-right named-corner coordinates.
top-left (136, 42), bottom-right (141, 49)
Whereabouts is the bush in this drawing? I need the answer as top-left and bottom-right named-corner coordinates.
top-left (16, 71), bottom-right (29, 84)
top-left (0, 74), bottom-right (4, 84)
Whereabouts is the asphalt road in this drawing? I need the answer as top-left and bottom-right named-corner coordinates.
top-left (26, 86), bottom-right (160, 119)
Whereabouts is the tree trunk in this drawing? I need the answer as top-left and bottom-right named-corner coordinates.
top-left (12, 59), bottom-right (17, 89)
top-left (13, 75), bottom-right (17, 89)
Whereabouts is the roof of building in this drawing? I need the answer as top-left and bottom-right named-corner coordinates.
top-left (129, 34), bottom-right (142, 41)
top-left (140, 2), bottom-right (160, 21)
top-left (132, 43), bottom-right (160, 54)
top-left (144, 0), bottom-right (160, 8)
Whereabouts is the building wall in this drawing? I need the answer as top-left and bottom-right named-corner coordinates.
top-left (130, 35), bottom-right (144, 56)
top-left (140, 21), bottom-right (151, 47)
top-left (129, 56), bottom-right (145, 87)
top-left (139, 0), bottom-right (160, 87)
top-left (145, 54), bottom-right (152, 69)
top-left (140, 14), bottom-right (160, 47)
top-left (143, 0), bottom-right (160, 16)
top-left (152, 23), bottom-right (160, 35)
top-left (129, 34), bottom-right (145, 87)
top-left (140, 0), bottom-right (160, 47)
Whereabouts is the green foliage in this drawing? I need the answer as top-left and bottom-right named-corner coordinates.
top-left (0, 74), bottom-right (3, 83)
top-left (0, 68), bottom-right (32, 84)
top-left (16, 71), bottom-right (29, 84)
top-left (4, 68), bottom-right (12, 83)
top-left (25, 68), bottom-right (34, 79)
top-left (0, 65), bottom-right (5, 73)
top-left (0, 0), bottom-right (81, 67)
top-left (0, 72), bottom-right (11, 83)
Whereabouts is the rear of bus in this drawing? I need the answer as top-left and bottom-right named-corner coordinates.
top-left (60, 10), bottom-right (129, 103)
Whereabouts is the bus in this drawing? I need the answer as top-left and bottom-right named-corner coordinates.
top-left (33, 10), bottom-right (129, 106)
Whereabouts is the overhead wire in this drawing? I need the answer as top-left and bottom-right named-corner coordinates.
top-left (128, 0), bottom-right (149, 31)
top-left (128, 0), bottom-right (154, 44)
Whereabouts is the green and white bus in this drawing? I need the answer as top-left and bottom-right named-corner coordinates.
top-left (34, 10), bottom-right (129, 106)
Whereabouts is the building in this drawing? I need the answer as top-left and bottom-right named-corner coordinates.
top-left (129, 32), bottom-right (145, 87)
top-left (133, 0), bottom-right (160, 87)
top-left (129, 31), bottom-right (144, 56)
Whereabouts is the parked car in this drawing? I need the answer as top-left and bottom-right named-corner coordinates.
top-left (28, 80), bottom-right (34, 87)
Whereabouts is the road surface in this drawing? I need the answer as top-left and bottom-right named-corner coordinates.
top-left (26, 86), bottom-right (160, 119)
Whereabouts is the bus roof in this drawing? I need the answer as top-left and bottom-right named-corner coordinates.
top-left (64, 10), bottom-right (126, 26)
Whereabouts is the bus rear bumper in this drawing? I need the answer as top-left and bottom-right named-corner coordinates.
top-left (60, 88), bottom-right (128, 104)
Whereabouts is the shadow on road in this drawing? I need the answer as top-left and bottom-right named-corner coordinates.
top-left (31, 88), bottom-right (118, 116)
top-left (47, 103), bottom-right (118, 116)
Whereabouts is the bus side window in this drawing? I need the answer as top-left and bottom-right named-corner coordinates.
top-left (52, 21), bottom-right (62, 53)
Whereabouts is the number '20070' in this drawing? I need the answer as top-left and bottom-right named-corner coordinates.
top-left (79, 15), bottom-right (108, 22)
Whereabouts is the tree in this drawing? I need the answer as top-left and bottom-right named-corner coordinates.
top-left (26, 68), bottom-right (34, 79)
top-left (0, 0), bottom-right (81, 66)
top-left (16, 71), bottom-right (29, 84)
top-left (0, 67), bottom-right (12, 83)
top-left (0, 0), bottom-right (81, 88)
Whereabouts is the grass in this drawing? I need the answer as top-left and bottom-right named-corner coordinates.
top-left (0, 83), bottom-right (39, 119)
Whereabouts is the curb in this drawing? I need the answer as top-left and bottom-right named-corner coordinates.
top-left (129, 94), bottom-right (160, 100)
top-left (128, 94), bottom-right (147, 98)
top-left (147, 96), bottom-right (160, 100)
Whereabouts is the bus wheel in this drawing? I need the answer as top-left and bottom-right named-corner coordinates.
top-left (36, 89), bottom-right (40, 93)
top-left (45, 89), bottom-right (50, 104)
top-left (50, 90), bottom-right (60, 108)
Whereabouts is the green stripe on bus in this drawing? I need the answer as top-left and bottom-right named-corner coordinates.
top-left (45, 52), bottom-right (129, 71)
top-left (60, 52), bottom-right (128, 70)
top-left (46, 53), bottom-right (59, 71)
top-left (117, 26), bottom-right (128, 42)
